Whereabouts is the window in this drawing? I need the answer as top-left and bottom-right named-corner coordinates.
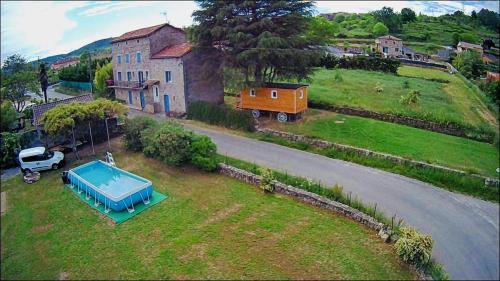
top-left (125, 53), bottom-right (130, 63)
top-left (136, 52), bottom-right (141, 63)
top-left (137, 39), bottom-right (139, 43)
top-left (249, 88), bottom-right (256, 97)
top-left (145, 71), bottom-right (149, 80)
top-left (128, 91), bottom-right (133, 104)
top-left (165, 71), bottom-right (172, 83)
top-left (117, 72), bottom-right (122, 81)
top-left (395, 48), bottom-right (399, 52)
top-left (138, 71), bottom-right (144, 83)
top-left (382, 47), bottom-right (388, 53)
top-left (127, 72), bottom-right (132, 81)
top-left (117, 55), bottom-right (121, 64)
top-left (271, 90), bottom-right (278, 99)
top-left (299, 90), bottom-right (304, 99)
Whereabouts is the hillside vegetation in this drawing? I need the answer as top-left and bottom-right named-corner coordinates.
top-left (307, 66), bottom-right (497, 132)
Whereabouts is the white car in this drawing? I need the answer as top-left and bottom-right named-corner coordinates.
top-left (18, 147), bottom-right (65, 172)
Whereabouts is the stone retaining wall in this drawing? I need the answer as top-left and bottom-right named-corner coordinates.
top-left (307, 101), bottom-right (494, 143)
top-left (218, 163), bottom-right (383, 231)
top-left (258, 128), bottom-right (500, 187)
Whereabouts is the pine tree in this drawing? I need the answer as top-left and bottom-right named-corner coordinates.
top-left (191, 0), bottom-right (320, 86)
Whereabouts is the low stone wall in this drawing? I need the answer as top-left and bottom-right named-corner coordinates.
top-left (307, 101), bottom-right (494, 143)
top-left (218, 163), bottom-right (383, 231)
top-left (258, 128), bottom-right (500, 187)
top-left (398, 59), bottom-right (447, 70)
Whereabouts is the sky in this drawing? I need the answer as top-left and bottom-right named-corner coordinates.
top-left (1, 1), bottom-right (499, 63)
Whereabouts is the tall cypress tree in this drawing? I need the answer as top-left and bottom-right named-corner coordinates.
top-left (191, 0), bottom-right (320, 86)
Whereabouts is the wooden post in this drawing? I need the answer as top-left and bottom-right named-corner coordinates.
top-left (88, 121), bottom-right (95, 156)
top-left (72, 126), bottom-right (79, 160)
top-left (105, 118), bottom-right (111, 151)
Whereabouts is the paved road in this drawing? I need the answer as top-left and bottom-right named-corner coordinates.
top-left (27, 84), bottom-right (74, 102)
top-left (182, 124), bottom-right (499, 280)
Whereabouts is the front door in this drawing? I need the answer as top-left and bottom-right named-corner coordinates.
top-left (163, 94), bottom-right (170, 113)
top-left (138, 71), bottom-right (144, 83)
top-left (140, 91), bottom-right (145, 109)
top-left (128, 91), bottom-right (133, 104)
top-left (153, 86), bottom-right (159, 103)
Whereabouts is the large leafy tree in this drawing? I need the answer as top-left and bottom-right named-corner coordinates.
top-left (453, 51), bottom-right (485, 79)
top-left (39, 63), bottom-right (49, 103)
top-left (1, 54), bottom-right (40, 112)
top-left (372, 6), bottom-right (400, 32)
top-left (93, 62), bottom-right (114, 99)
top-left (191, 0), bottom-right (320, 85)
top-left (400, 8), bottom-right (416, 23)
top-left (304, 16), bottom-right (338, 45)
top-left (372, 22), bottom-right (389, 36)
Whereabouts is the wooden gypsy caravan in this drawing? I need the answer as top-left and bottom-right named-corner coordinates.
top-left (238, 83), bottom-right (308, 122)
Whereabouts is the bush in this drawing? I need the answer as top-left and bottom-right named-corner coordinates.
top-left (187, 101), bottom-right (255, 131)
top-left (394, 227), bottom-right (434, 267)
top-left (1, 102), bottom-right (18, 132)
top-left (142, 121), bottom-right (193, 166)
top-left (320, 55), bottom-right (400, 73)
top-left (259, 168), bottom-right (275, 193)
top-left (400, 90), bottom-right (421, 105)
top-left (190, 134), bottom-right (218, 171)
top-left (374, 82), bottom-right (384, 93)
top-left (124, 116), bottom-right (158, 152)
top-left (0, 132), bottom-right (20, 168)
top-left (403, 80), bottom-right (410, 89)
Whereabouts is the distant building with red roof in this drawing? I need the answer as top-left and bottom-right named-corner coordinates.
top-left (110, 23), bottom-right (222, 116)
top-left (51, 57), bottom-right (79, 71)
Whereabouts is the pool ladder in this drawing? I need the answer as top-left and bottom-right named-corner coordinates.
top-left (105, 151), bottom-right (116, 166)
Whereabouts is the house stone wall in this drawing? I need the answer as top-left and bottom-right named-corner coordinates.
top-left (148, 26), bottom-right (186, 56)
top-left (149, 58), bottom-right (186, 113)
top-left (376, 38), bottom-right (403, 57)
top-left (182, 51), bottom-right (224, 105)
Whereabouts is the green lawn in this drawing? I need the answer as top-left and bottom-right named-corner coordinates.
top-left (266, 109), bottom-right (499, 177)
top-left (0, 140), bottom-right (413, 280)
top-left (308, 66), bottom-right (497, 130)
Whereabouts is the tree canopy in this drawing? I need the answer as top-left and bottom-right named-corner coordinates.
top-left (372, 22), bottom-right (389, 36)
top-left (453, 50), bottom-right (485, 79)
top-left (400, 8), bottom-right (416, 23)
top-left (40, 98), bottom-right (127, 135)
top-left (0, 54), bottom-right (40, 112)
top-left (93, 62), bottom-right (114, 99)
top-left (372, 7), bottom-right (400, 32)
top-left (304, 16), bottom-right (339, 45)
top-left (191, 0), bottom-right (320, 86)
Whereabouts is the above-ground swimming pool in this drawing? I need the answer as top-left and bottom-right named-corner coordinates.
top-left (66, 160), bottom-right (153, 212)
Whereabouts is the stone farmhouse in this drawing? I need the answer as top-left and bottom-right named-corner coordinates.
top-left (51, 57), bottom-right (79, 71)
top-left (457, 41), bottom-right (483, 55)
top-left (375, 35), bottom-right (403, 58)
top-left (109, 23), bottom-right (223, 116)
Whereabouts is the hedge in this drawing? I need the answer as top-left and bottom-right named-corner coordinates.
top-left (320, 55), bottom-right (401, 74)
top-left (187, 100), bottom-right (255, 131)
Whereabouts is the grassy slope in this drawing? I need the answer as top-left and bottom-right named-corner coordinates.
top-left (266, 109), bottom-right (499, 177)
top-left (307, 66), bottom-right (497, 129)
top-left (0, 140), bottom-right (413, 280)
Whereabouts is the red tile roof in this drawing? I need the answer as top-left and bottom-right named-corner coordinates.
top-left (151, 43), bottom-right (193, 59)
top-left (112, 23), bottom-right (179, 43)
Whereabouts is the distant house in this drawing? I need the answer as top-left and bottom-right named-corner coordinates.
top-left (486, 71), bottom-right (500, 81)
top-left (375, 35), bottom-right (403, 58)
top-left (325, 45), bottom-right (365, 58)
top-left (238, 83), bottom-right (308, 122)
top-left (51, 58), bottom-right (79, 71)
top-left (457, 41), bottom-right (483, 55)
top-left (435, 48), bottom-right (451, 61)
top-left (402, 46), bottom-right (429, 62)
top-left (109, 23), bottom-right (223, 116)
top-left (319, 13), bottom-right (338, 21)
top-left (482, 53), bottom-right (499, 65)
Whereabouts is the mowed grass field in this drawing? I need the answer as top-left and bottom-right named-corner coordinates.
top-left (0, 140), bottom-right (414, 280)
top-left (265, 109), bottom-right (499, 177)
top-left (307, 66), bottom-right (497, 130)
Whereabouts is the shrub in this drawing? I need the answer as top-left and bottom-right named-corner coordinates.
top-left (142, 121), bottom-right (193, 166)
top-left (0, 132), bottom-right (20, 168)
top-left (124, 116), bottom-right (158, 152)
top-left (1, 101), bottom-right (18, 132)
top-left (190, 134), bottom-right (218, 171)
top-left (187, 101), bottom-right (255, 131)
top-left (259, 168), bottom-right (275, 193)
top-left (330, 184), bottom-right (344, 201)
top-left (374, 82), bottom-right (384, 93)
top-left (394, 227), bottom-right (434, 267)
top-left (320, 55), bottom-right (400, 73)
top-left (400, 90), bottom-right (421, 105)
top-left (334, 71), bottom-right (343, 82)
top-left (403, 80), bottom-right (410, 89)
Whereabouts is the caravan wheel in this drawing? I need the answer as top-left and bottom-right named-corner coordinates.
top-left (251, 109), bottom-right (260, 118)
top-left (277, 112), bottom-right (288, 122)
